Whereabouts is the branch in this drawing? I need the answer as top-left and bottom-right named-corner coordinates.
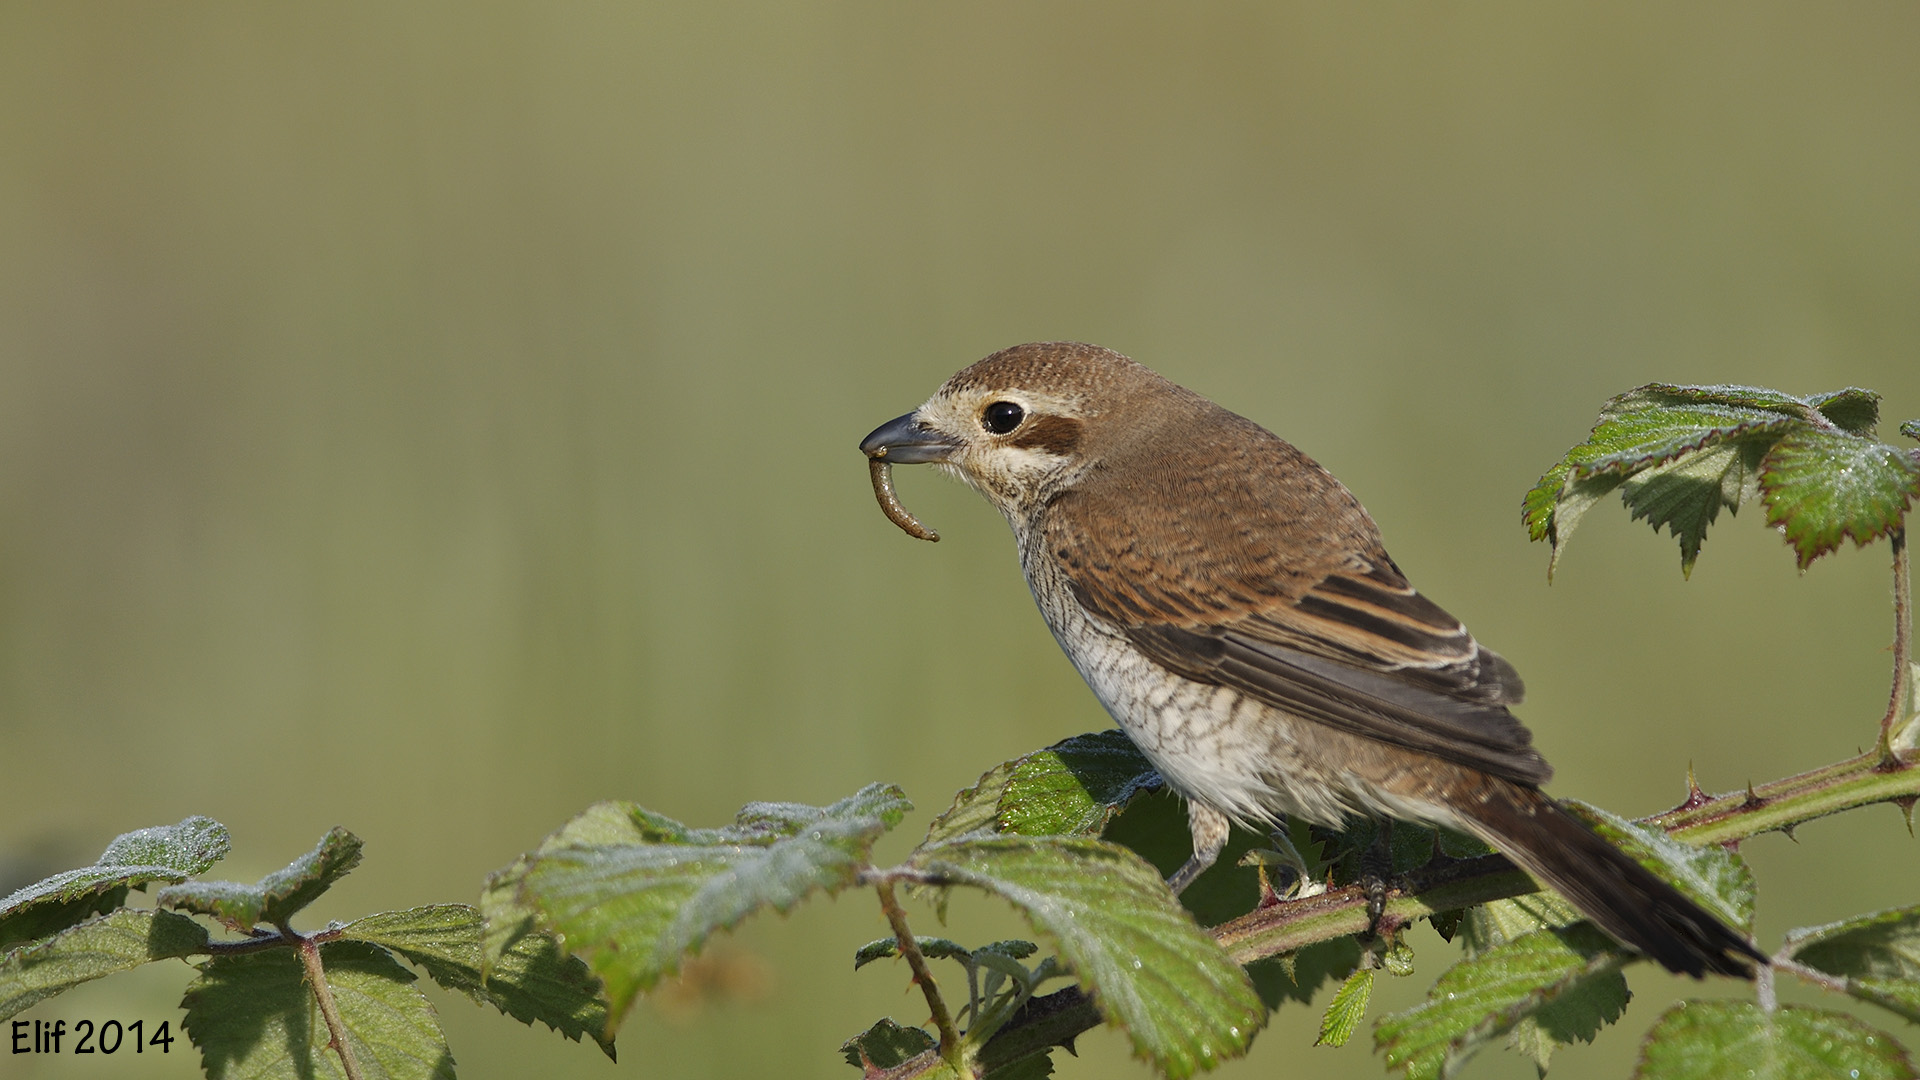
top-left (875, 878), bottom-right (966, 1070)
top-left (1879, 528), bottom-right (1912, 764)
top-left (881, 745), bottom-right (1920, 1078)
top-left (291, 925), bottom-right (365, 1080)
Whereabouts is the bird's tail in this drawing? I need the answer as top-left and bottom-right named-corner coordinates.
top-left (1454, 779), bottom-right (1766, 978)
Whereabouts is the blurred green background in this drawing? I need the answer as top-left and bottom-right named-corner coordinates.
top-left (3, 4), bottom-right (1917, 1078)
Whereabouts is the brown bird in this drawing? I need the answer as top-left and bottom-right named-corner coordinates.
top-left (861, 341), bottom-right (1763, 978)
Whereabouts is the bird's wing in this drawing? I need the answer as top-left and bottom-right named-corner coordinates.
top-left (1043, 482), bottom-right (1550, 787)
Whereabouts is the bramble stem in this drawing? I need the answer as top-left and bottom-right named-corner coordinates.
top-left (1879, 529), bottom-right (1912, 764)
top-left (882, 742), bottom-right (1920, 1078)
top-left (292, 926), bottom-right (364, 1080)
top-left (875, 879), bottom-right (965, 1069)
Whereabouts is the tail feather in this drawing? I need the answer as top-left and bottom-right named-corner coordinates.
top-left (1459, 780), bottom-right (1766, 978)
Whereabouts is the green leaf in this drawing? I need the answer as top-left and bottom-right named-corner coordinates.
top-left (519, 784), bottom-right (910, 1032)
top-left (183, 941), bottom-right (455, 1080)
top-left (1524, 384), bottom-right (1828, 575)
top-left (478, 828), bottom-right (618, 1056)
top-left (920, 759), bottom-right (1020, 849)
top-left (911, 834), bottom-right (1263, 1078)
top-left (1617, 439), bottom-right (1768, 576)
top-left (840, 1017), bottom-right (938, 1071)
top-left (997, 730), bottom-right (1161, 838)
top-left (339, 905), bottom-right (485, 996)
top-left (1, 909), bottom-right (208, 1020)
top-left (352, 902), bottom-right (613, 1056)
top-left (1376, 923), bottom-right (1630, 1080)
top-left (1761, 427), bottom-right (1920, 568)
top-left (0, 816), bottom-right (229, 949)
top-left (1563, 801), bottom-right (1755, 930)
top-left (1808, 387), bottom-right (1883, 435)
top-left (1635, 1002), bottom-right (1915, 1080)
top-left (1902, 419), bottom-right (1920, 443)
top-left (853, 936), bottom-right (970, 970)
top-left (1786, 904), bottom-right (1920, 1024)
top-left (158, 827), bottom-right (362, 933)
top-left (1460, 892), bottom-right (1583, 956)
top-left (1317, 968), bottom-right (1372, 1047)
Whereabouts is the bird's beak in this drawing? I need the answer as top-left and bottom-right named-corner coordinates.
top-left (860, 411), bottom-right (958, 464)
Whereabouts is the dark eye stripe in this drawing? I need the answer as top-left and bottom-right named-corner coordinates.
top-left (1007, 415), bottom-right (1083, 456)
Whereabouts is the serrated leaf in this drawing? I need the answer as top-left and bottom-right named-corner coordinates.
top-left (920, 759), bottom-right (1021, 850)
top-left (841, 1017), bottom-right (938, 1071)
top-left (519, 784), bottom-right (910, 1032)
top-left (1376, 923), bottom-right (1629, 1080)
top-left (1563, 801), bottom-right (1755, 930)
top-left (998, 730), bottom-right (1161, 838)
top-left (0, 817), bottom-right (229, 948)
top-left (182, 941), bottom-right (456, 1080)
top-left (1524, 384), bottom-right (1820, 575)
top-left (158, 827), bottom-right (362, 933)
top-left (1761, 427), bottom-right (1920, 568)
top-left (1635, 1001), bottom-right (1915, 1080)
top-left (1, 909), bottom-right (208, 1020)
top-left (1786, 904), bottom-right (1920, 1024)
top-left (911, 834), bottom-right (1263, 1078)
top-left (1903, 419), bottom-right (1920, 443)
top-left (1461, 893), bottom-right (1583, 956)
top-left (466, 875), bottom-right (613, 1060)
top-left (1618, 440), bottom-right (1768, 576)
top-left (1808, 388), bottom-right (1883, 435)
top-left (477, 829), bottom-right (617, 1057)
top-left (1317, 968), bottom-right (1372, 1047)
top-left (852, 936), bottom-right (970, 970)
top-left (339, 905), bottom-right (485, 996)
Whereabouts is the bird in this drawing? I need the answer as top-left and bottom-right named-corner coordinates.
top-left (859, 341), bottom-right (1764, 978)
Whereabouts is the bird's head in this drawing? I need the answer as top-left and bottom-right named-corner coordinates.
top-left (860, 342), bottom-right (1196, 524)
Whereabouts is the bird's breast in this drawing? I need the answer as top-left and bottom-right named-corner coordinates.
top-left (1015, 538), bottom-right (1360, 828)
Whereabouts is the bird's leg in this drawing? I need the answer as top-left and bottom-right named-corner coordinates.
top-left (1359, 818), bottom-right (1394, 936)
top-left (1168, 802), bottom-right (1230, 895)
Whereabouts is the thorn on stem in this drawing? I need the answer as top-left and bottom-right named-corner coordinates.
top-left (1897, 796), bottom-right (1917, 836)
top-left (1678, 763), bottom-right (1710, 811)
top-left (1743, 782), bottom-right (1765, 808)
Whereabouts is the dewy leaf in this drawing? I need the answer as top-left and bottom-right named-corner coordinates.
top-left (1461, 892), bottom-right (1583, 956)
top-left (519, 784), bottom-right (910, 1031)
top-left (1376, 923), bottom-right (1630, 1080)
top-left (340, 905), bottom-right (486, 996)
top-left (183, 941), bottom-right (455, 1080)
top-left (1635, 1001), bottom-right (1915, 1080)
top-left (0, 909), bottom-right (208, 1020)
top-left (1761, 427), bottom-right (1920, 568)
top-left (919, 758), bottom-right (1021, 850)
top-left (1316, 968), bottom-right (1372, 1047)
top-left (0, 816), bottom-right (229, 949)
top-left (852, 936), bottom-right (970, 970)
top-left (1524, 383), bottom-right (1819, 575)
top-left (1617, 440), bottom-right (1768, 576)
top-left (1807, 387), bottom-right (1883, 435)
top-left (911, 834), bottom-right (1263, 1078)
top-left (479, 822), bottom-right (618, 1057)
top-left (1562, 801), bottom-right (1755, 930)
top-left (1785, 905), bottom-right (1920, 1024)
top-left (840, 1017), bottom-right (938, 1071)
top-left (157, 827), bottom-right (362, 933)
top-left (998, 730), bottom-right (1161, 838)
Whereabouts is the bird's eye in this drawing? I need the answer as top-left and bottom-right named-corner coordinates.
top-left (981, 401), bottom-right (1025, 434)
